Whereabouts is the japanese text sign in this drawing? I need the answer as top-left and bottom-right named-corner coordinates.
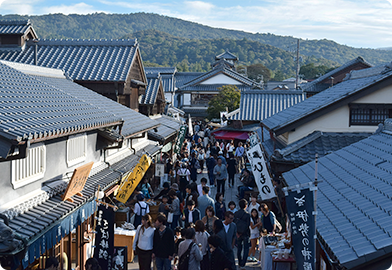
top-left (246, 144), bottom-right (276, 200)
top-left (115, 154), bottom-right (152, 203)
top-left (286, 188), bottom-right (315, 270)
top-left (174, 125), bottom-right (187, 154)
top-left (94, 205), bottom-right (115, 270)
top-left (62, 162), bottom-right (94, 201)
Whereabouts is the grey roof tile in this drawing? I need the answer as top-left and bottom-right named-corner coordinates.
top-left (283, 124), bottom-right (392, 268)
top-left (0, 39), bottom-right (138, 82)
top-left (145, 67), bottom-right (176, 74)
top-left (180, 84), bottom-right (250, 92)
top-left (230, 90), bottom-right (304, 121)
top-left (175, 72), bottom-right (204, 88)
top-left (263, 65), bottom-right (392, 132)
top-left (215, 50), bottom-right (238, 61)
top-left (141, 72), bottom-right (161, 105)
top-left (0, 20), bottom-right (33, 35)
top-left (148, 115), bottom-right (181, 142)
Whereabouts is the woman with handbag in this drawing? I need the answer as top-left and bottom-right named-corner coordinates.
top-left (133, 214), bottom-right (155, 270)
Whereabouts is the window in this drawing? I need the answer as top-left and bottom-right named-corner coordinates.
top-left (67, 134), bottom-right (87, 167)
top-left (12, 143), bottom-right (46, 189)
top-left (350, 104), bottom-right (392, 126)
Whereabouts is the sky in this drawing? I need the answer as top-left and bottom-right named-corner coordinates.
top-left (1, 0), bottom-right (392, 48)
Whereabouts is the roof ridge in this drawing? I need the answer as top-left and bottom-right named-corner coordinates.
top-left (27, 38), bottom-right (138, 46)
top-left (0, 20), bottom-right (30, 25)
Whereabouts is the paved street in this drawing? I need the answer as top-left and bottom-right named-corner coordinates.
top-left (128, 169), bottom-right (261, 270)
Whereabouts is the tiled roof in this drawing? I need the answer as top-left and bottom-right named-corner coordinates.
top-left (181, 65), bottom-right (261, 88)
top-left (148, 115), bottom-right (181, 143)
top-left (145, 67), bottom-right (176, 74)
top-left (262, 64), bottom-right (392, 133)
top-left (282, 119), bottom-right (392, 269)
top-left (301, 57), bottom-right (373, 93)
top-left (30, 72), bottom-right (159, 138)
top-left (180, 84), bottom-right (251, 92)
top-left (0, 20), bottom-right (35, 35)
top-left (215, 50), bottom-right (238, 61)
top-left (273, 131), bottom-right (371, 164)
top-left (212, 58), bottom-right (234, 69)
top-left (141, 73), bottom-right (162, 105)
top-left (231, 90), bottom-right (304, 121)
top-left (0, 39), bottom-right (138, 82)
top-left (161, 74), bottom-right (175, 93)
top-left (175, 72), bottom-right (204, 88)
top-left (0, 61), bottom-right (122, 142)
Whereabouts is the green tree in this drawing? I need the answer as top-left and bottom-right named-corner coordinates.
top-left (207, 85), bottom-right (241, 120)
top-left (247, 63), bottom-right (272, 83)
top-left (300, 63), bottom-right (335, 80)
top-left (272, 70), bottom-right (285, 81)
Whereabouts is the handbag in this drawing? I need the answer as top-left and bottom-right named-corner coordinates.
top-left (167, 212), bottom-right (174, 223)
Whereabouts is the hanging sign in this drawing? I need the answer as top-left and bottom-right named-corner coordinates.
top-left (286, 188), bottom-right (315, 270)
top-left (246, 144), bottom-right (276, 200)
top-left (62, 162), bottom-right (94, 202)
top-left (115, 154), bottom-right (152, 203)
top-left (94, 204), bottom-right (115, 270)
top-left (174, 125), bottom-right (187, 154)
top-left (155, 163), bottom-right (165, 177)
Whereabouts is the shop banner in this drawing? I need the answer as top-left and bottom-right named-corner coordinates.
top-left (94, 205), bottom-right (115, 270)
top-left (116, 154), bottom-right (152, 203)
top-left (246, 144), bottom-right (276, 200)
top-left (286, 188), bottom-right (315, 270)
top-left (174, 125), bottom-right (187, 154)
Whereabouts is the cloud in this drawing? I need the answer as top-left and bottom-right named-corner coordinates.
top-left (0, 0), bottom-right (37, 15)
top-left (99, 0), bottom-right (177, 17)
top-left (42, 2), bottom-right (104, 15)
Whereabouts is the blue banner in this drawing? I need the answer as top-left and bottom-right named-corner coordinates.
top-left (286, 188), bottom-right (315, 270)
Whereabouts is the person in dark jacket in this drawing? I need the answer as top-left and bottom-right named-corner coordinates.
top-left (206, 155), bottom-right (217, 186)
top-left (215, 193), bottom-right (226, 220)
top-left (234, 199), bottom-right (251, 269)
top-left (208, 235), bottom-right (232, 270)
top-left (152, 214), bottom-right (175, 270)
top-left (227, 152), bottom-right (237, 188)
top-left (182, 200), bottom-right (201, 228)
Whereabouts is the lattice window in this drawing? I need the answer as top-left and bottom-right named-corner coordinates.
top-left (350, 104), bottom-right (392, 126)
top-left (67, 133), bottom-right (87, 167)
top-left (12, 143), bottom-right (46, 189)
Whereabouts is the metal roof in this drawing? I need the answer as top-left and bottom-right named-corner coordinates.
top-left (0, 39), bottom-right (138, 82)
top-left (32, 73), bottom-right (159, 138)
top-left (301, 57), bottom-right (373, 93)
top-left (282, 119), bottom-right (392, 269)
top-left (141, 73), bottom-right (162, 105)
top-left (274, 131), bottom-right (371, 164)
top-left (262, 64), bottom-right (392, 133)
top-left (230, 90), bottom-right (304, 121)
top-left (175, 72), bottom-right (204, 88)
top-left (0, 20), bottom-right (34, 35)
top-left (180, 64), bottom-right (261, 88)
top-left (0, 61), bottom-right (122, 142)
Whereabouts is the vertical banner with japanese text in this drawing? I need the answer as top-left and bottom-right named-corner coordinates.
top-left (94, 205), bottom-right (115, 270)
top-left (174, 125), bottom-right (187, 154)
top-left (116, 154), bottom-right (152, 203)
top-left (286, 188), bottom-right (315, 270)
top-left (246, 144), bottom-right (276, 200)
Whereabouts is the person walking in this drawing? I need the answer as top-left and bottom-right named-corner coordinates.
top-left (227, 153), bottom-right (237, 188)
top-left (177, 163), bottom-right (191, 199)
top-left (234, 199), bottom-right (251, 270)
top-left (206, 155), bottom-right (217, 186)
top-left (201, 206), bottom-right (218, 236)
top-left (213, 158), bottom-right (228, 196)
top-left (168, 189), bottom-right (181, 230)
top-left (178, 228), bottom-right (203, 270)
top-left (189, 152), bottom-right (199, 182)
top-left (248, 209), bottom-right (262, 262)
top-left (216, 211), bottom-right (237, 270)
top-left (182, 200), bottom-right (201, 228)
top-left (197, 186), bottom-right (215, 219)
top-left (208, 235), bottom-right (233, 270)
top-left (195, 220), bottom-right (210, 270)
top-left (198, 149), bottom-right (206, 173)
top-left (133, 194), bottom-right (150, 228)
top-left (153, 214), bottom-right (175, 270)
top-left (133, 214), bottom-right (155, 270)
top-left (234, 142), bottom-right (245, 173)
top-left (214, 193), bottom-right (226, 220)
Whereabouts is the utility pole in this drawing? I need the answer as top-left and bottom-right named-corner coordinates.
top-left (295, 39), bottom-right (300, 90)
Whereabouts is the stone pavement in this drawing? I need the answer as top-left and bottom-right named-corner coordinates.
top-left (127, 170), bottom-right (261, 270)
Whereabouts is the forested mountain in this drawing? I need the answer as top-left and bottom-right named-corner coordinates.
top-left (1, 12), bottom-right (392, 74)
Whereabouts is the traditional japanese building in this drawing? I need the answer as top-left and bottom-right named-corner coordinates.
top-left (139, 72), bottom-right (166, 116)
top-left (0, 20), bottom-right (147, 111)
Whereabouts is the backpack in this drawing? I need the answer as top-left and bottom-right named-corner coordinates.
top-left (235, 211), bottom-right (248, 235)
top-left (178, 242), bottom-right (195, 270)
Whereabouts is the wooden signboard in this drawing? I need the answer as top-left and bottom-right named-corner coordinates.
top-left (115, 154), bottom-right (152, 203)
top-left (62, 161), bottom-right (94, 202)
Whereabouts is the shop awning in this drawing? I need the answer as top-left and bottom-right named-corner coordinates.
top-left (213, 130), bottom-right (249, 140)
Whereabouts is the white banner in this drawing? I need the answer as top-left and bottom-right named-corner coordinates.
top-left (155, 163), bottom-right (165, 177)
top-left (246, 144), bottom-right (276, 200)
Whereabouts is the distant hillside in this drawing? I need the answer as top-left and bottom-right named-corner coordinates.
top-left (1, 13), bottom-right (392, 67)
top-left (131, 29), bottom-right (337, 76)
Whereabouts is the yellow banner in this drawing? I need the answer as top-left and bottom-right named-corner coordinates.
top-left (115, 154), bottom-right (152, 203)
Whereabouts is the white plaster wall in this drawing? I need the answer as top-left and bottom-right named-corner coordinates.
top-left (353, 85), bottom-right (392, 103)
top-left (199, 73), bottom-right (241, 85)
top-left (287, 105), bottom-right (378, 144)
top-left (184, 93), bottom-right (191, 105)
top-left (164, 92), bottom-right (173, 104)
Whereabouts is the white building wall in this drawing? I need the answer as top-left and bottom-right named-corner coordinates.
top-left (184, 93), bottom-right (191, 106)
top-left (199, 73), bottom-right (242, 85)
